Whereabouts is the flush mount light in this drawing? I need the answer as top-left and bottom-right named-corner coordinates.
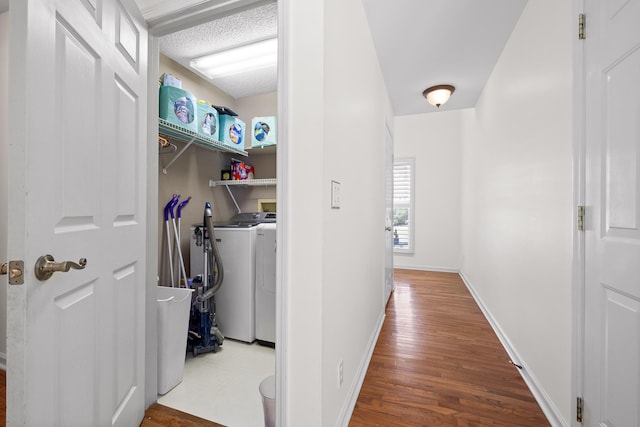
top-left (190, 37), bottom-right (278, 79)
top-left (422, 84), bottom-right (456, 108)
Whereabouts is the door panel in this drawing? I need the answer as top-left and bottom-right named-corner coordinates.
top-left (56, 281), bottom-right (97, 427)
top-left (584, 0), bottom-right (640, 425)
top-left (7, 0), bottom-right (147, 425)
top-left (601, 289), bottom-right (639, 426)
top-left (604, 48), bottom-right (639, 234)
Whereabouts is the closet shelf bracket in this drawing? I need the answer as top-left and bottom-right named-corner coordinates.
top-left (225, 185), bottom-right (242, 214)
top-left (208, 178), bottom-right (277, 214)
top-left (162, 136), bottom-right (196, 174)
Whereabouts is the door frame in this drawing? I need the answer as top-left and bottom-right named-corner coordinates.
top-left (383, 118), bottom-right (394, 304)
top-left (571, 0), bottom-right (586, 425)
top-left (143, 1), bottom-right (288, 424)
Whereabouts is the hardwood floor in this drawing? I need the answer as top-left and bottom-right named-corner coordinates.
top-left (349, 269), bottom-right (550, 426)
top-left (140, 403), bottom-right (224, 427)
top-left (0, 270), bottom-right (549, 426)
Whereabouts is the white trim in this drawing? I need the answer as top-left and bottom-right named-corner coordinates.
top-left (571, 1), bottom-right (586, 426)
top-left (276, 1), bottom-right (289, 425)
top-left (144, 34), bottom-right (160, 408)
top-left (393, 265), bottom-right (459, 274)
top-left (459, 271), bottom-right (568, 427)
top-left (145, 0), bottom-right (274, 36)
top-left (336, 311), bottom-right (386, 427)
top-left (139, 0), bottom-right (204, 21)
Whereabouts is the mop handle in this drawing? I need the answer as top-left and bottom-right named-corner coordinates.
top-left (169, 195), bottom-right (180, 220)
top-left (164, 194), bottom-right (179, 221)
top-left (176, 196), bottom-right (191, 219)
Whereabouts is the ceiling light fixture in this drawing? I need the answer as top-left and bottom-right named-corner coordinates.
top-left (190, 37), bottom-right (278, 79)
top-left (422, 84), bottom-right (456, 108)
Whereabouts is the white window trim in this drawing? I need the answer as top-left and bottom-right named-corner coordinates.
top-left (393, 157), bottom-right (415, 254)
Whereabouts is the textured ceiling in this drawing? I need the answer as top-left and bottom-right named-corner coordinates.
top-left (158, 3), bottom-right (278, 99)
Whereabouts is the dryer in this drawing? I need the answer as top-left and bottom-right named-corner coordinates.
top-left (255, 223), bottom-right (276, 345)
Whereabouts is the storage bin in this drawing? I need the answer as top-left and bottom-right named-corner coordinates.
top-left (259, 375), bottom-right (276, 427)
top-left (196, 101), bottom-right (219, 139)
top-left (161, 73), bottom-right (182, 88)
top-left (157, 286), bottom-right (194, 395)
top-left (159, 86), bottom-right (198, 132)
top-left (219, 114), bottom-right (245, 148)
top-left (251, 116), bottom-right (277, 148)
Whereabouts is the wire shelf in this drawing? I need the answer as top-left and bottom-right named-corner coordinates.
top-left (159, 118), bottom-right (248, 173)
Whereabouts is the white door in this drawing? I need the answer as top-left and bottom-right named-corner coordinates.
top-left (583, 0), bottom-right (640, 425)
top-left (384, 122), bottom-right (394, 303)
top-left (6, 0), bottom-right (148, 425)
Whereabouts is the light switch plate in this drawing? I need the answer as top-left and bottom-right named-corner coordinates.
top-left (331, 180), bottom-right (340, 209)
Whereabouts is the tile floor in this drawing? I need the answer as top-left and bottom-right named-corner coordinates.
top-left (158, 339), bottom-right (275, 427)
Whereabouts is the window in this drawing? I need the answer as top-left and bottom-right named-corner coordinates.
top-left (393, 158), bottom-right (414, 253)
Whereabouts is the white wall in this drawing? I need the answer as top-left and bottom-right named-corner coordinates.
top-left (322, 0), bottom-right (393, 423)
top-left (283, 0), bottom-right (393, 424)
top-left (460, 0), bottom-right (572, 423)
top-left (393, 111), bottom-right (462, 271)
top-left (0, 11), bottom-right (9, 365)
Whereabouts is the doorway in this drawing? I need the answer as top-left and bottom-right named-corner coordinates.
top-left (147, 2), bottom-right (279, 425)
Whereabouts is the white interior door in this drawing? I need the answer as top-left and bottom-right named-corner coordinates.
top-left (384, 122), bottom-right (394, 303)
top-left (583, 0), bottom-right (640, 425)
top-left (7, 0), bottom-right (148, 425)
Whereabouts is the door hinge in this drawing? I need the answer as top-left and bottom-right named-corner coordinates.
top-left (579, 13), bottom-right (586, 40)
top-left (576, 396), bottom-right (584, 423)
top-left (577, 205), bottom-right (585, 231)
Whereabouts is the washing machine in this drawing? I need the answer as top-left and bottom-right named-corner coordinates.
top-left (256, 223), bottom-right (276, 345)
top-left (190, 212), bottom-right (276, 343)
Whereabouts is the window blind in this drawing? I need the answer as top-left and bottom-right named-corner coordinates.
top-left (393, 159), bottom-right (414, 252)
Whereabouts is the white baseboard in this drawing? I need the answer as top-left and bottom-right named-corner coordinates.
top-left (393, 265), bottom-right (459, 273)
top-left (458, 271), bottom-right (568, 427)
top-left (336, 310), bottom-right (385, 427)
top-left (0, 352), bottom-right (6, 370)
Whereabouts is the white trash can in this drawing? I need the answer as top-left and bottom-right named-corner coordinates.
top-left (157, 286), bottom-right (194, 395)
top-left (259, 375), bottom-right (276, 427)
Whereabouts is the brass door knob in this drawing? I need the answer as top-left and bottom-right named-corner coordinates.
top-left (35, 255), bottom-right (87, 281)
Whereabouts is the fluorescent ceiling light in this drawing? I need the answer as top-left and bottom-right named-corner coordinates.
top-left (190, 38), bottom-right (278, 79)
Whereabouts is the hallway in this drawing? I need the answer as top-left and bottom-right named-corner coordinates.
top-left (350, 269), bottom-right (550, 426)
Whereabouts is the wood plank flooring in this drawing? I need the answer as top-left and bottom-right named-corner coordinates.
top-left (0, 270), bottom-right (549, 426)
top-left (349, 269), bottom-right (550, 426)
top-left (140, 403), bottom-right (224, 427)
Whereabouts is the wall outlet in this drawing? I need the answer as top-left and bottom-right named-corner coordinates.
top-left (338, 360), bottom-right (344, 387)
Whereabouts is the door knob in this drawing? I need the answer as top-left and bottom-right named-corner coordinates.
top-left (385, 226), bottom-right (392, 231)
top-left (35, 254), bottom-right (87, 281)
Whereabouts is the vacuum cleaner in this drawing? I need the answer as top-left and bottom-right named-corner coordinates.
top-left (187, 202), bottom-right (225, 356)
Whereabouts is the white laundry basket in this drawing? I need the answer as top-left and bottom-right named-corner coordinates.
top-left (259, 375), bottom-right (276, 427)
top-left (157, 286), bottom-right (193, 395)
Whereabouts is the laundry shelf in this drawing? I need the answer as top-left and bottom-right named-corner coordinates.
top-left (209, 178), bottom-right (276, 214)
top-left (159, 119), bottom-right (248, 174)
top-left (209, 178), bottom-right (277, 187)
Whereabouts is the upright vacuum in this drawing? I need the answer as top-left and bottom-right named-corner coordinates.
top-left (187, 202), bottom-right (225, 356)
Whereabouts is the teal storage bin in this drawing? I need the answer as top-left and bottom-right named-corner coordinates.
top-left (219, 114), bottom-right (245, 148)
top-left (159, 86), bottom-right (198, 132)
top-left (251, 116), bottom-right (277, 148)
top-left (196, 101), bottom-right (219, 139)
